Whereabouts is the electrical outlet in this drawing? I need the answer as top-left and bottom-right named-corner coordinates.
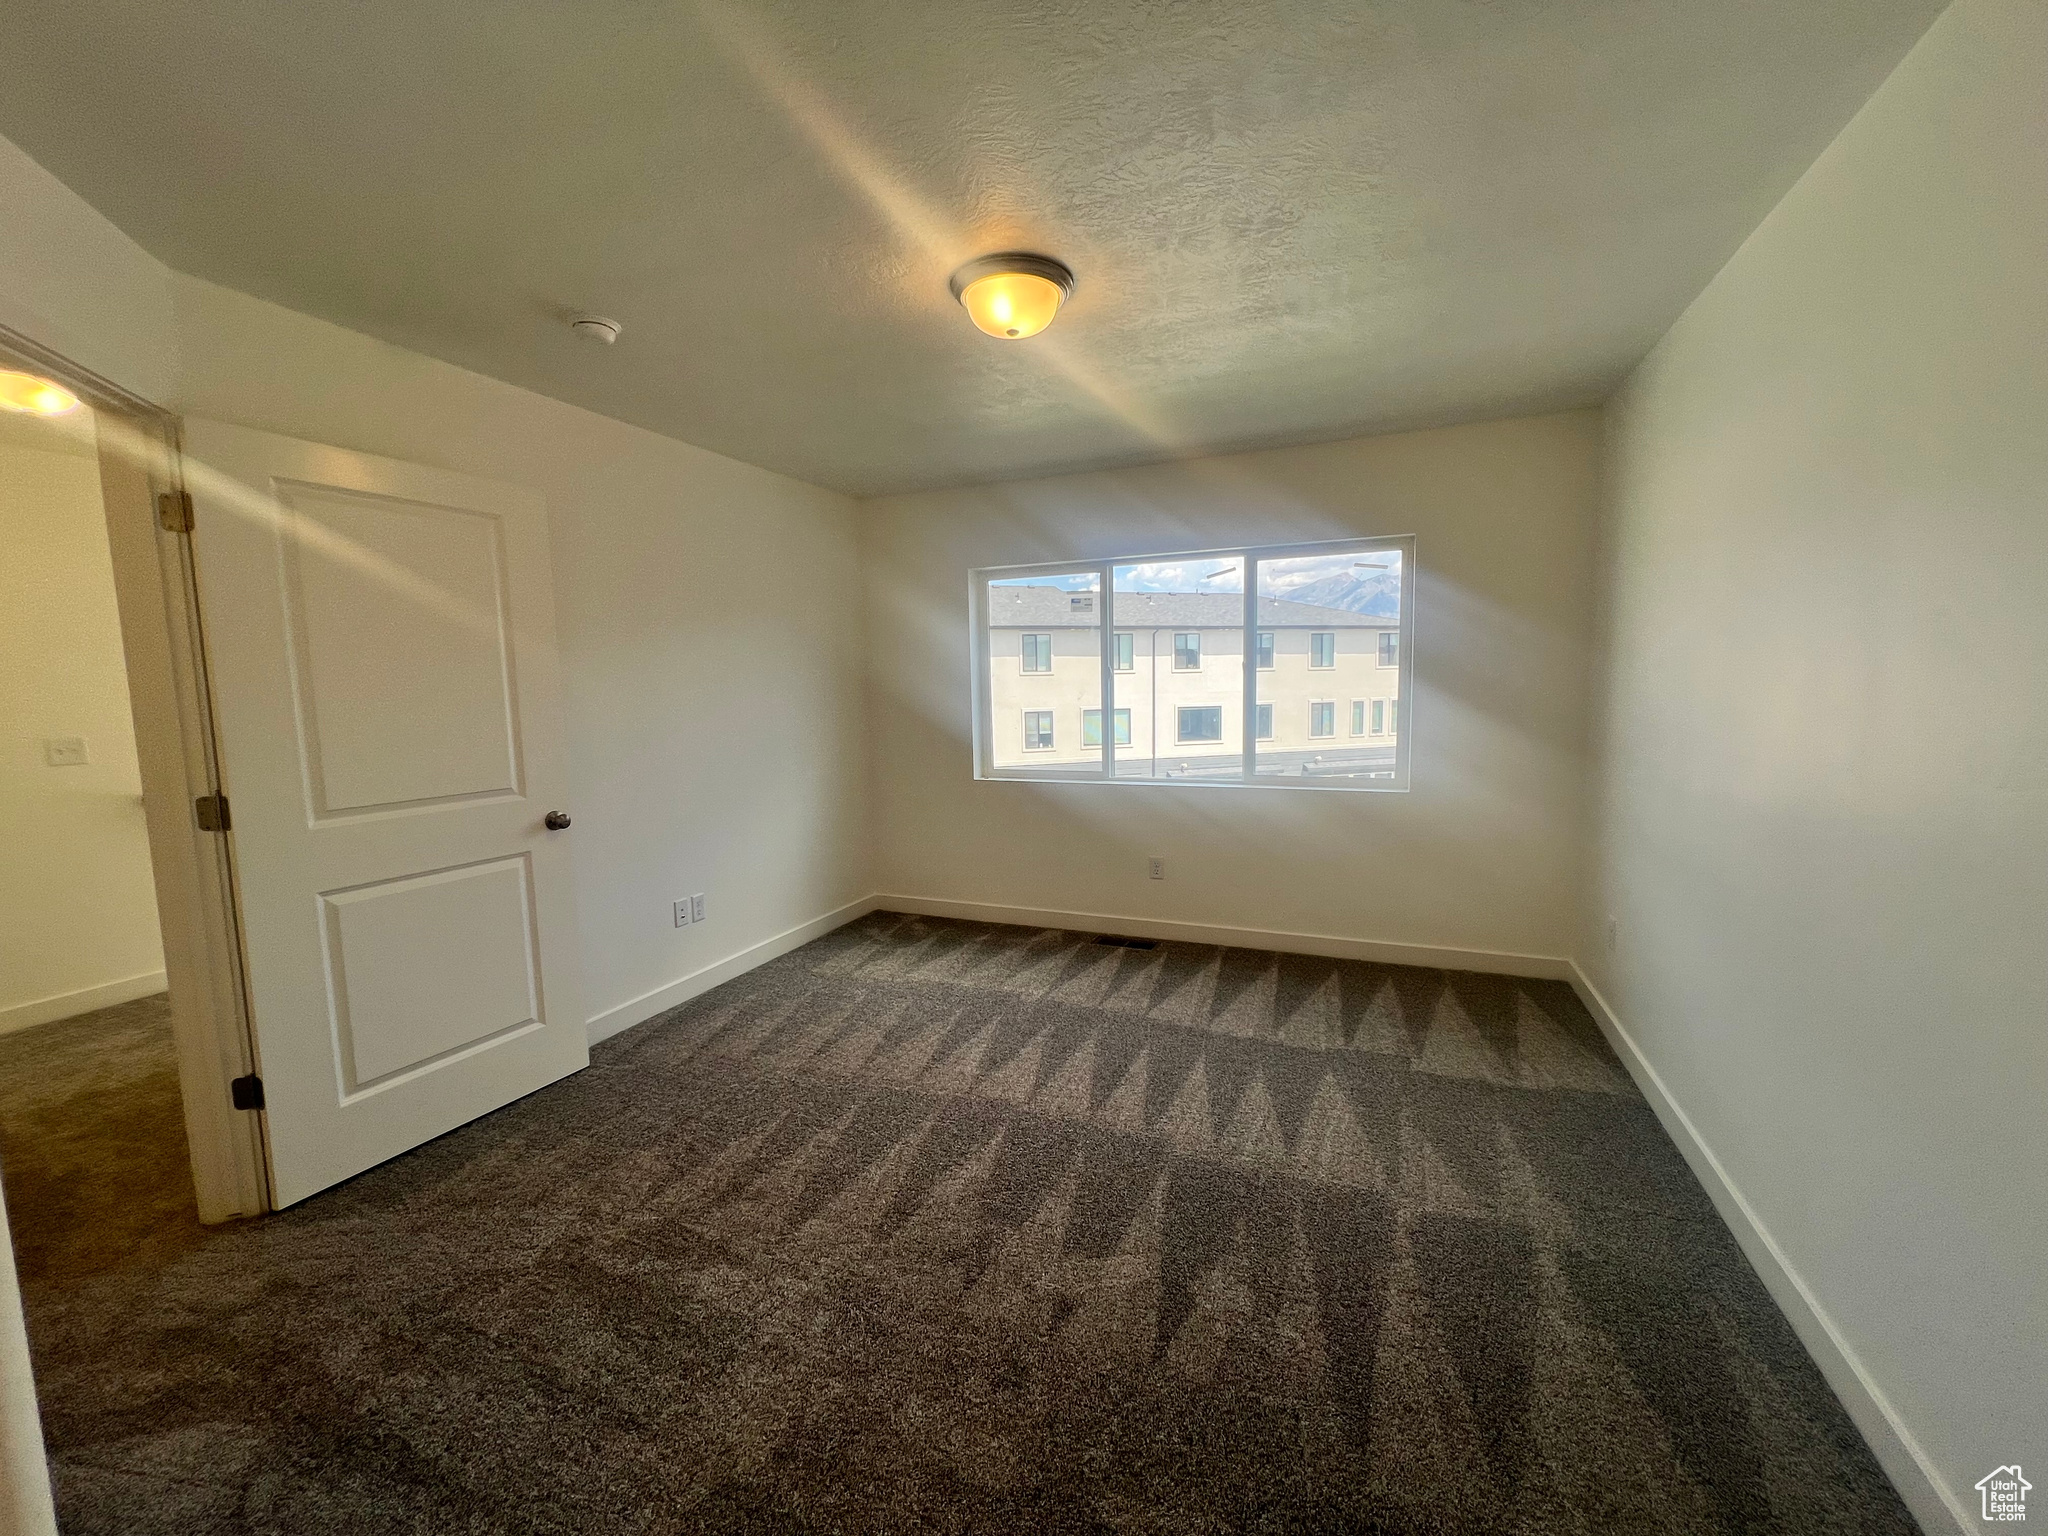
top-left (1605, 915), bottom-right (1618, 953)
top-left (690, 893), bottom-right (706, 924)
top-left (44, 737), bottom-right (89, 767)
top-left (1148, 857), bottom-right (1165, 880)
top-left (673, 900), bottom-right (691, 928)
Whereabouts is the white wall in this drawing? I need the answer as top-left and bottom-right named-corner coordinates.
top-left (170, 276), bottom-right (871, 1040)
top-left (1585, 0), bottom-right (2046, 1526)
top-left (0, 430), bottom-right (166, 1030)
top-left (862, 411), bottom-right (1599, 965)
top-left (0, 132), bottom-right (175, 402)
top-left (3, 113), bottom-right (872, 1046)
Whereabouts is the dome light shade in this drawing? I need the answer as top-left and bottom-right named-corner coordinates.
top-left (950, 253), bottom-right (1075, 340)
top-left (0, 370), bottom-right (81, 416)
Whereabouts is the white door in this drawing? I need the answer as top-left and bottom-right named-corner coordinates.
top-left (183, 420), bottom-right (587, 1206)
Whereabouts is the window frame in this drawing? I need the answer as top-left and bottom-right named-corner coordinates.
top-left (1021, 709), bottom-right (1055, 751)
top-left (1020, 632), bottom-right (1053, 674)
top-left (1177, 705), bottom-right (1225, 744)
top-left (970, 535), bottom-right (1414, 792)
top-left (1255, 630), bottom-right (1274, 670)
top-left (1112, 631), bottom-right (1135, 672)
top-left (1309, 631), bottom-right (1336, 669)
top-left (1172, 631), bottom-right (1201, 671)
top-left (1309, 700), bottom-right (1336, 739)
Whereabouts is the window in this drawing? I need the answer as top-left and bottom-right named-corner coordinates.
top-left (976, 539), bottom-right (1409, 791)
top-left (984, 572), bottom-right (1103, 771)
top-left (1082, 708), bottom-right (1132, 747)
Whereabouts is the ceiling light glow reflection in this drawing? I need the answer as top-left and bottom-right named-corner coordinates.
top-left (0, 370), bottom-right (81, 416)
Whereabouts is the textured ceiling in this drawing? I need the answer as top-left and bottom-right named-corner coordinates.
top-left (0, 0), bottom-right (1941, 495)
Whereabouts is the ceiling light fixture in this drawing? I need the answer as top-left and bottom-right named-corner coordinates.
top-left (0, 369), bottom-right (81, 416)
top-left (949, 253), bottom-right (1075, 340)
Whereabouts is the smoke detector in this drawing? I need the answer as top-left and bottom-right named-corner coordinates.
top-left (569, 314), bottom-right (621, 345)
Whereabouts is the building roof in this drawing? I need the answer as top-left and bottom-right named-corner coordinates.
top-left (989, 588), bottom-right (1394, 629)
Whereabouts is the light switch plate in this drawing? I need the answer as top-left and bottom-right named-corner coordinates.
top-left (44, 737), bottom-right (89, 767)
top-left (690, 893), bottom-right (706, 924)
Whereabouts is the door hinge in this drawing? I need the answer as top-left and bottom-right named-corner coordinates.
top-left (194, 792), bottom-right (231, 832)
top-left (157, 489), bottom-right (195, 533)
top-left (230, 1074), bottom-right (265, 1111)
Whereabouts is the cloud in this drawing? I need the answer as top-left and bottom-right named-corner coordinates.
top-left (990, 573), bottom-right (1096, 593)
top-left (988, 549), bottom-right (1399, 599)
top-left (1262, 551), bottom-right (1401, 592)
top-left (1114, 559), bottom-right (1241, 593)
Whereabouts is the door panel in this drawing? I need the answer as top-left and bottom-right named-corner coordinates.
top-left (321, 855), bottom-right (542, 1091)
top-left (281, 482), bottom-right (524, 815)
top-left (184, 419), bottom-right (586, 1206)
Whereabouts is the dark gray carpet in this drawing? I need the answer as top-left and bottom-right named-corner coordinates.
top-left (1, 913), bottom-right (1914, 1534)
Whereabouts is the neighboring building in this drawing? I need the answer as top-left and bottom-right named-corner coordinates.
top-left (986, 587), bottom-right (1399, 778)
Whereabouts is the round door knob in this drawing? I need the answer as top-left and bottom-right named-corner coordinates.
top-left (543, 810), bottom-right (572, 830)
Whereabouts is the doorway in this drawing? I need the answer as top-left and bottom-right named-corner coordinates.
top-left (0, 374), bottom-right (199, 1284)
top-left (0, 330), bottom-right (267, 1245)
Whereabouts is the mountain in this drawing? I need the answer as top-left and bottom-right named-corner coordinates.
top-left (1277, 570), bottom-right (1401, 617)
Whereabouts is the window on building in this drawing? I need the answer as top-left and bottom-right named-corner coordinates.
top-left (1082, 708), bottom-right (1132, 747)
top-left (983, 572), bottom-right (1102, 771)
top-left (977, 539), bottom-right (1408, 790)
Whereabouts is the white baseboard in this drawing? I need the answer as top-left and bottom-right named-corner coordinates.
top-left (874, 893), bottom-right (1573, 980)
top-left (584, 896), bottom-right (880, 1046)
top-left (0, 970), bottom-right (168, 1037)
top-left (1565, 964), bottom-right (1966, 1536)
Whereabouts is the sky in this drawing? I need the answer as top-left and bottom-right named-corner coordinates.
top-left (989, 548), bottom-right (1401, 595)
